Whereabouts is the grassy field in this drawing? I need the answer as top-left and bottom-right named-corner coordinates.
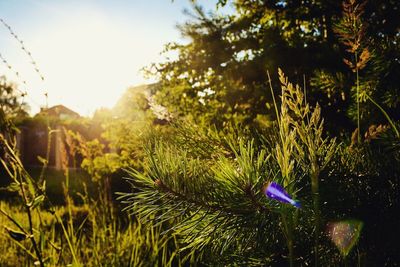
top-left (0, 166), bottom-right (182, 267)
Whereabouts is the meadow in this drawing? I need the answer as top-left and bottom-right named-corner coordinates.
top-left (1, 0), bottom-right (400, 266)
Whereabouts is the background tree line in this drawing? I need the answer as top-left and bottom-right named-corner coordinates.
top-left (147, 0), bottom-right (399, 135)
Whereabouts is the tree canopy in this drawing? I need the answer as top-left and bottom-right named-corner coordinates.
top-left (0, 75), bottom-right (28, 133)
top-left (148, 0), bottom-right (400, 133)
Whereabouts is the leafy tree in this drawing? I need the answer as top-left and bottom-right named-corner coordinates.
top-left (90, 84), bottom-right (162, 171)
top-left (68, 84), bottom-right (173, 205)
top-left (148, 0), bottom-right (400, 133)
top-left (0, 75), bottom-right (28, 134)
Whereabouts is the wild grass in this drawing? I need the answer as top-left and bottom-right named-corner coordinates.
top-left (272, 69), bottom-right (336, 266)
top-left (0, 200), bottom-right (178, 267)
top-left (0, 134), bottom-right (182, 267)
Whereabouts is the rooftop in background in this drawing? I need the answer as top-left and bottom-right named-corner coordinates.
top-left (0, 1), bottom-right (234, 116)
top-left (37, 105), bottom-right (80, 120)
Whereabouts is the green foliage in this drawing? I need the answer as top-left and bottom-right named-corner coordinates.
top-left (314, 0), bottom-right (400, 134)
top-left (274, 69), bottom-right (337, 266)
top-left (119, 71), bottom-right (341, 266)
top-left (1, 1), bottom-right (399, 266)
top-left (121, 66), bottom-right (400, 265)
top-left (0, 200), bottom-right (181, 267)
top-left (0, 76), bottom-right (28, 135)
top-left (1, 134), bottom-right (53, 266)
top-left (147, 0), bottom-right (400, 133)
top-left (0, 131), bottom-right (184, 266)
top-left (121, 137), bottom-right (279, 265)
top-left (75, 84), bottom-right (164, 179)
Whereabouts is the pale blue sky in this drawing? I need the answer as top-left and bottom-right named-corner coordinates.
top-left (0, 0), bottom-right (232, 116)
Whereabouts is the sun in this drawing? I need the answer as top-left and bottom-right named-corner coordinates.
top-left (1, 8), bottom-right (163, 116)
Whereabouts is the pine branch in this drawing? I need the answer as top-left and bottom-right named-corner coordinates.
top-left (119, 134), bottom-right (280, 264)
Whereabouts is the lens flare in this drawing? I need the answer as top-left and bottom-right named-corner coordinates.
top-left (264, 182), bottom-right (301, 208)
top-left (327, 220), bottom-right (363, 257)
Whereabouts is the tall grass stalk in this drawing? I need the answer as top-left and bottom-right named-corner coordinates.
top-left (267, 70), bottom-right (280, 126)
top-left (0, 135), bottom-right (45, 267)
top-left (0, 131), bottom-right (84, 266)
top-left (334, 0), bottom-right (370, 142)
top-left (268, 70), bottom-right (296, 265)
top-left (268, 70), bottom-right (298, 266)
top-left (274, 69), bottom-right (336, 266)
top-left (38, 128), bottom-right (53, 186)
top-left (355, 51), bottom-right (361, 143)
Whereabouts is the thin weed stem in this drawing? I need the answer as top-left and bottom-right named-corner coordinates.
top-left (267, 70), bottom-right (280, 126)
top-left (18, 170), bottom-right (45, 267)
top-left (355, 51), bottom-right (361, 143)
top-left (366, 94), bottom-right (400, 138)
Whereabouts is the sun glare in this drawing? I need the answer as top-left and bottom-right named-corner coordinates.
top-left (1, 8), bottom-right (163, 116)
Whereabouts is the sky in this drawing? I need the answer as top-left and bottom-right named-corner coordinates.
top-left (0, 0), bottom-right (232, 116)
